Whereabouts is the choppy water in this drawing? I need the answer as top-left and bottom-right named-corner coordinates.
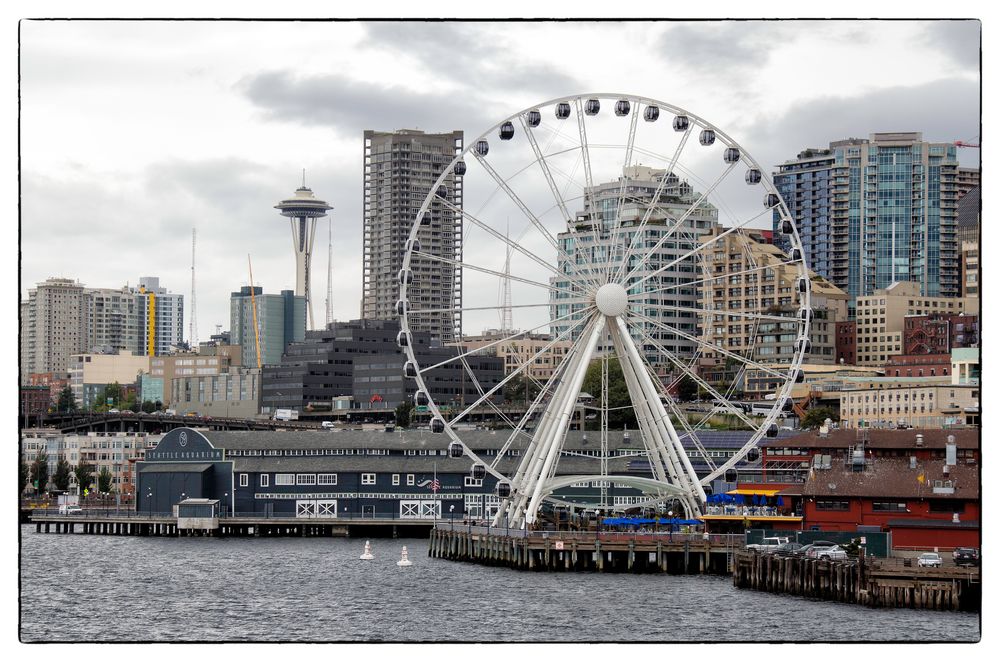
top-left (19, 525), bottom-right (979, 642)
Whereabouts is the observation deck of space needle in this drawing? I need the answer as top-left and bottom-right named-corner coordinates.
top-left (398, 94), bottom-right (811, 529)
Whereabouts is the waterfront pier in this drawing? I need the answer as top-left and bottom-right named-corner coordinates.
top-left (732, 550), bottom-right (980, 612)
top-left (428, 525), bottom-right (743, 574)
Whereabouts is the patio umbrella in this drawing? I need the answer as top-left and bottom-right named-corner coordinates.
top-left (777, 496), bottom-right (785, 507)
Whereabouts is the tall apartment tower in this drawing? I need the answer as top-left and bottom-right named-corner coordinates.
top-left (956, 167), bottom-right (980, 199)
top-left (772, 148), bottom-right (835, 279)
top-left (361, 129), bottom-right (464, 343)
top-left (134, 276), bottom-right (185, 356)
top-left (22, 278), bottom-right (87, 377)
top-left (84, 285), bottom-right (140, 354)
top-left (230, 286), bottom-right (306, 367)
top-left (550, 166), bottom-right (719, 370)
top-left (774, 133), bottom-right (960, 315)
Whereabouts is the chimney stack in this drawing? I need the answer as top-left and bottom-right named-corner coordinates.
top-left (946, 435), bottom-right (957, 467)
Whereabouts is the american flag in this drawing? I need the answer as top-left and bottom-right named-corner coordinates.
top-left (430, 478), bottom-right (440, 493)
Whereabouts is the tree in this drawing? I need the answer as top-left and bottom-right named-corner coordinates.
top-left (31, 453), bottom-right (49, 494)
top-left (141, 400), bottom-right (156, 414)
top-left (801, 406), bottom-right (837, 430)
top-left (20, 461), bottom-right (30, 494)
top-left (503, 374), bottom-right (541, 405)
top-left (95, 382), bottom-right (125, 411)
top-left (395, 400), bottom-right (413, 428)
top-left (676, 375), bottom-right (698, 402)
top-left (52, 458), bottom-right (72, 492)
top-left (97, 467), bottom-right (113, 493)
top-left (74, 462), bottom-right (95, 494)
top-left (581, 358), bottom-right (637, 430)
top-left (57, 386), bottom-right (78, 413)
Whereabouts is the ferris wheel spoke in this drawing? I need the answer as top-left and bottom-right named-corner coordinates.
top-left (637, 303), bottom-right (802, 326)
top-left (406, 301), bottom-right (581, 317)
top-left (519, 117), bottom-right (603, 290)
top-left (436, 197), bottom-right (571, 283)
top-left (452, 356), bottom-right (540, 443)
top-left (638, 259), bottom-right (799, 297)
top-left (410, 250), bottom-right (583, 299)
top-left (629, 201), bottom-right (781, 291)
top-left (444, 311), bottom-right (596, 427)
top-left (573, 98), bottom-right (606, 286)
top-left (604, 105), bottom-right (642, 283)
top-left (471, 154), bottom-right (594, 288)
top-left (416, 305), bottom-right (595, 374)
top-left (622, 160), bottom-right (739, 287)
top-left (614, 125), bottom-right (695, 283)
top-left (630, 309), bottom-right (791, 382)
top-left (630, 321), bottom-right (760, 430)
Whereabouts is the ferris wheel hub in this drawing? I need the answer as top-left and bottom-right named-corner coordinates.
top-left (595, 283), bottom-right (629, 317)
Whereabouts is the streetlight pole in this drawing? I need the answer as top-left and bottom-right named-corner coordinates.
top-left (449, 504), bottom-right (455, 531)
top-left (146, 489), bottom-right (152, 517)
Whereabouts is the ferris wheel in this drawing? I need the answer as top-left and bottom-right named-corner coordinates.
top-left (398, 93), bottom-right (810, 527)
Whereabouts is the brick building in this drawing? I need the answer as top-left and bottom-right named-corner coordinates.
top-left (835, 321), bottom-right (856, 365)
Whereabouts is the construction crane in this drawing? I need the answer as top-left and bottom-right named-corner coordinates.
top-left (954, 137), bottom-right (980, 148)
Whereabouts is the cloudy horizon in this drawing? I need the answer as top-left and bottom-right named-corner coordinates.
top-left (19, 19), bottom-right (981, 342)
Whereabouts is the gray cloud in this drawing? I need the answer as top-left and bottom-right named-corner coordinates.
top-left (238, 70), bottom-right (490, 136)
top-left (363, 22), bottom-right (581, 95)
top-left (922, 20), bottom-right (980, 70)
top-left (657, 22), bottom-right (787, 79)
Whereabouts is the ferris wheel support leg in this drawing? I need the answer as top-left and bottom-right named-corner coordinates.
top-left (521, 316), bottom-right (605, 527)
top-left (504, 317), bottom-right (600, 528)
top-left (610, 317), bottom-right (707, 511)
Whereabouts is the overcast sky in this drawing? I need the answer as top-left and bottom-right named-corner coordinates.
top-left (18, 19), bottom-right (981, 341)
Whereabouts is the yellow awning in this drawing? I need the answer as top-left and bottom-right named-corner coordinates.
top-left (725, 488), bottom-right (781, 497)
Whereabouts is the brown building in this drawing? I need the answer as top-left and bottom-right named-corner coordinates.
top-left (28, 372), bottom-right (70, 404)
top-left (883, 354), bottom-right (951, 379)
top-left (835, 321), bottom-right (856, 365)
top-left (20, 386), bottom-right (52, 417)
top-left (903, 313), bottom-right (979, 356)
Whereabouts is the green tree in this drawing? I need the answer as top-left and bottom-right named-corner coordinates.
top-left (395, 400), bottom-right (413, 428)
top-left (503, 374), bottom-right (541, 405)
top-left (581, 358), bottom-right (637, 430)
top-left (97, 466), bottom-right (113, 493)
top-left (31, 452), bottom-right (49, 494)
top-left (801, 406), bottom-right (837, 430)
top-left (52, 458), bottom-right (72, 492)
top-left (74, 462), bottom-right (95, 494)
top-left (140, 400), bottom-right (156, 414)
top-left (56, 385), bottom-right (78, 413)
top-left (20, 461), bottom-right (30, 494)
top-left (676, 375), bottom-right (698, 402)
top-left (96, 382), bottom-right (125, 411)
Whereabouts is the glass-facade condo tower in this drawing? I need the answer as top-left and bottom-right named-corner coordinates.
top-left (774, 133), bottom-right (959, 316)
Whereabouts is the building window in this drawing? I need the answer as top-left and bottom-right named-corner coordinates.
top-left (275, 473), bottom-right (294, 486)
top-left (392, 474), bottom-right (400, 486)
top-left (318, 473), bottom-right (337, 485)
top-left (239, 473), bottom-right (248, 487)
top-left (361, 473), bottom-right (376, 485)
top-left (464, 477), bottom-right (483, 488)
top-left (815, 500), bottom-right (849, 511)
top-left (260, 474), bottom-right (269, 487)
top-left (872, 502), bottom-right (908, 512)
top-left (296, 474), bottom-right (316, 485)
top-left (406, 474), bottom-right (415, 486)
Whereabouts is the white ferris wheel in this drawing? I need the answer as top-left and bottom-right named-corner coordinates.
top-left (398, 94), bottom-right (810, 528)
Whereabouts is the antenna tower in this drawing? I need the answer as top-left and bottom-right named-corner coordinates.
top-left (326, 215), bottom-right (333, 328)
top-left (500, 221), bottom-right (513, 332)
top-left (189, 228), bottom-right (198, 347)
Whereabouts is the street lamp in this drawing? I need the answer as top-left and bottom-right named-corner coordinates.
top-left (146, 489), bottom-right (153, 516)
top-left (223, 492), bottom-right (229, 518)
top-left (449, 504), bottom-right (455, 531)
top-left (668, 510), bottom-right (674, 542)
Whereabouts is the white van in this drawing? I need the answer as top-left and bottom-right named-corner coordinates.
top-left (58, 504), bottom-right (83, 515)
top-left (321, 421), bottom-right (335, 429)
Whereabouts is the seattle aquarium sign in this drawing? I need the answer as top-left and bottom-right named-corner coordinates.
top-left (146, 428), bottom-right (224, 462)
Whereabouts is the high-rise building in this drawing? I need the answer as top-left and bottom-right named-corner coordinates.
top-left (22, 278), bottom-right (87, 378)
top-left (361, 129), bottom-right (464, 342)
top-left (230, 286), bottom-right (306, 367)
top-left (84, 286), bottom-right (139, 354)
top-left (134, 276), bottom-right (185, 356)
top-left (956, 167), bottom-right (980, 199)
top-left (695, 228), bottom-right (849, 384)
top-left (774, 133), bottom-right (960, 315)
top-left (550, 166), bottom-right (719, 370)
top-left (274, 184), bottom-right (332, 330)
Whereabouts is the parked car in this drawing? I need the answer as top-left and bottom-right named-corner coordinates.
top-left (745, 536), bottom-right (790, 553)
top-left (321, 421), bottom-right (336, 429)
top-left (952, 548), bottom-right (979, 566)
top-left (58, 505), bottom-right (83, 515)
top-left (806, 543), bottom-right (848, 561)
top-left (917, 552), bottom-right (943, 568)
top-left (108, 408), bottom-right (120, 414)
top-left (773, 542), bottom-right (804, 557)
top-left (793, 540), bottom-right (835, 557)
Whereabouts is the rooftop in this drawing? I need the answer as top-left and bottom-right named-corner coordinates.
top-left (799, 456), bottom-right (977, 501)
top-left (761, 428), bottom-right (979, 450)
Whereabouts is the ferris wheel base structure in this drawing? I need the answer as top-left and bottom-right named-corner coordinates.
top-left (399, 93), bottom-right (810, 530)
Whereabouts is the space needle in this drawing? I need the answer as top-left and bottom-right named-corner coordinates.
top-left (275, 176), bottom-right (332, 329)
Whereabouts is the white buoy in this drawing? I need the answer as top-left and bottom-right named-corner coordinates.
top-left (360, 540), bottom-right (374, 560)
top-left (396, 545), bottom-right (412, 567)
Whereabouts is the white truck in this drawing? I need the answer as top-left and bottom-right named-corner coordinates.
top-left (273, 409), bottom-right (299, 421)
top-left (745, 536), bottom-right (790, 554)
